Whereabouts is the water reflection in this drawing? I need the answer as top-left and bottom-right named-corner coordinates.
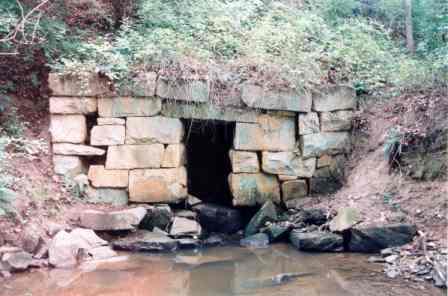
top-left (1, 244), bottom-right (442, 296)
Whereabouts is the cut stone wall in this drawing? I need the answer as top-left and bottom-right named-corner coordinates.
top-left (49, 72), bottom-right (356, 206)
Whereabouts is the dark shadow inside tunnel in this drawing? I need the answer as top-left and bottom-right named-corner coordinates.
top-left (183, 119), bottom-right (235, 206)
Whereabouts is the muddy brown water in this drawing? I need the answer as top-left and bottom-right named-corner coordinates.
top-left (1, 244), bottom-right (442, 296)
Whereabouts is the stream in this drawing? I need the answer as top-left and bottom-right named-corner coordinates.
top-left (2, 243), bottom-right (443, 296)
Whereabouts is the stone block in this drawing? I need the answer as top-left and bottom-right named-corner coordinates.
top-left (320, 110), bottom-right (353, 132)
top-left (126, 116), bottom-right (184, 144)
top-left (278, 175), bottom-right (298, 181)
top-left (50, 115), bottom-right (87, 143)
top-left (298, 112), bottom-right (320, 135)
top-left (317, 154), bottom-right (346, 169)
top-left (229, 173), bottom-right (281, 206)
top-left (129, 167), bottom-right (187, 203)
top-left (84, 187), bottom-right (128, 206)
top-left (90, 125), bottom-right (125, 146)
top-left (106, 144), bottom-right (164, 169)
top-left (79, 207), bottom-right (147, 231)
top-left (53, 143), bottom-right (105, 156)
top-left (49, 97), bottom-right (97, 114)
top-left (48, 72), bottom-right (111, 97)
top-left (262, 152), bottom-right (316, 177)
top-left (241, 84), bottom-right (312, 112)
top-left (281, 180), bottom-right (308, 201)
top-left (98, 97), bottom-right (161, 117)
top-left (97, 118), bottom-right (125, 125)
top-left (162, 144), bottom-right (185, 168)
top-left (229, 150), bottom-right (259, 173)
top-left (127, 72), bottom-right (157, 97)
top-left (161, 101), bottom-right (260, 123)
top-left (301, 132), bottom-right (350, 158)
top-left (157, 78), bottom-right (209, 102)
top-left (233, 115), bottom-right (295, 151)
top-left (312, 85), bottom-right (356, 112)
top-left (88, 165), bottom-right (129, 188)
top-left (53, 155), bottom-right (86, 177)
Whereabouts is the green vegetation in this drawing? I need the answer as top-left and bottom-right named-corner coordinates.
top-left (0, 0), bottom-right (447, 99)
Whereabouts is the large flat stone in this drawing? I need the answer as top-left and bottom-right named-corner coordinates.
top-left (281, 180), bottom-right (308, 201)
top-left (229, 173), bottom-right (281, 206)
top-left (320, 110), bottom-right (353, 132)
top-left (106, 144), bottom-right (164, 169)
top-left (229, 150), bottom-right (259, 173)
top-left (88, 165), bottom-right (129, 188)
top-left (49, 97), bottom-right (97, 114)
top-left (262, 152), bottom-right (316, 177)
top-left (84, 187), bottom-right (128, 205)
top-left (98, 97), bottom-right (161, 117)
top-left (312, 85), bottom-right (356, 112)
top-left (53, 155), bottom-right (86, 177)
top-left (241, 84), bottom-right (312, 112)
top-left (157, 78), bottom-right (209, 102)
top-left (90, 125), bottom-right (125, 146)
top-left (79, 207), bottom-right (147, 231)
top-left (162, 144), bottom-right (185, 168)
top-left (112, 230), bottom-right (178, 252)
top-left (53, 143), bottom-right (105, 156)
top-left (161, 101), bottom-right (260, 123)
top-left (298, 112), bottom-right (320, 135)
top-left (169, 217), bottom-right (202, 237)
top-left (48, 72), bottom-right (110, 97)
top-left (129, 167), bottom-right (187, 203)
top-left (126, 116), bottom-right (184, 144)
top-left (50, 115), bottom-right (87, 143)
top-left (234, 115), bottom-right (295, 151)
top-left (301, 132), bottom-right (351, 158)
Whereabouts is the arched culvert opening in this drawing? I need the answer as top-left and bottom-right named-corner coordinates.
top-left (183, 119), bottom-right (235, 206)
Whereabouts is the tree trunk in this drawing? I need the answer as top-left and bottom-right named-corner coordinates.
top-left (404, 0), bottom-right (415, 53)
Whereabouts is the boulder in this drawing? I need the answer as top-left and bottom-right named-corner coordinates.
top-left (162, 144), bottom-right (185, 168)
top-left (229, 150), bottom-right (259, 173)
top-left (48, 72), bottom-right (110, 96)
top-left (90, 125), bottom-right (125, 146)
top-left (97, 117), bottom-right (125, 125)
top-left (129, 167), bottom-right (187, 203)
top-left (298, 112), bottom-right (320, 135)
top-left (21, 224), bottom-right (44, 254)
top-left (193, 203), bottom-right (243, 234)
top-left (290, 208), bottom-right (327, 226)
top-left (289, 230), bottom-right (343, 252)
top-left (98, 97), bottom-right (161, 117)
top-left (49, 97), bottom-right (97, 114)
top-left (87, 246), bottom-right (117, 260)
top-left (53, 144), bottom-right (105, 156)
top-left (2, 251), bottom-right (33, 271)
top-left (262, 152), bottom-right (316, 177)
top-left (263, 222), bottom-right (293, 242)
top-left (126, 116), bottom-right (184, 144)
top-left (48, 229), bottom-right (107, 268)
top-left (84, 187), bottom-right (128, 206)
top-left (50, 115), bottom-right (87, 143)
top-left (140, 205), bottom-right (173, 231)
top-left (112, 230), bottom-right (178, 252)
top-left (106, 144), bottom-right (164, 169)
top-left (53, 155), bottom-right (86, 177)
top-left (329, 207), bottom-right (361, 232)
top-left (320, 111), bottom-right (353, 132)
top-left (240, 233), bottom-right (270, 248)
top-left (87, 165), bottom-right (128, 188)
top-left (301, 132), bottom-right (351, 158)
top-left (229, 173), bottom-right (281, 206)
top-left (281, 180), bottom-right (308, 201)
top-left (79, 207), bottom-right (147, 231)
top-left (157, 78), bottom-right (209, 103)
top-left (233, 115), bottom-right (295, 151)
top-left (241, 84), bottom-right (312, 112)
top-left (170, 217), bottom-right (202, 237)
top-left (348, 224), bottom-right (417, 253)
top-left (312, 85), bottom-right (356, 112)
top-left (245, 200), bottom-right (278, 237)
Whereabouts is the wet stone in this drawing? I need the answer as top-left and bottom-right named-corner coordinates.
top-left (289, 230), bottom-right (343, 252)
top-left (112, 230), bottom-right (178, 252)
top-left (193, 203), bottom-right (243, 234)
top-left (140, 205), bottom-right (173, 231)
top-left (245, 200), bottom-right (278, 237)
top-left (240, 233), bottom-right (270, 249)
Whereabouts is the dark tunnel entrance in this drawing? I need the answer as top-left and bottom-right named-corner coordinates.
top-left (183, 119), bottom-right (235, 206)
